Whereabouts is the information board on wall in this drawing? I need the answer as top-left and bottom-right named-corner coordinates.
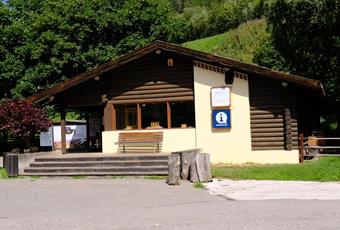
top-left (212, 109), bottom-right (231, 129)
top-left (211, 87), bottom-right (231, 108)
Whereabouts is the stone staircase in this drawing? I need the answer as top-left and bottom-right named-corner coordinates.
top-left (22, 153), bottom-right (169, 176)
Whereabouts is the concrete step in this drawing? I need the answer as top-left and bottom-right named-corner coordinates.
top-left (23, 154), bottom-right (170, 176)
top-left (21, 171), bottom-right (168, 176)
top-left (30, 160), bottom-right (168, 168)
top-left (35, 155), bottom-right (169, 162)
top-left (24, 166), bottom-right (169, 174)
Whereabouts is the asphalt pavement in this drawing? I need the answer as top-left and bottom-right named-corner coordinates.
top-left (0, 178), bottom-right (340, 230)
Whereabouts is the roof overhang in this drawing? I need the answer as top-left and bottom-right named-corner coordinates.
top-left (27, 40), bottom-right (324, 104)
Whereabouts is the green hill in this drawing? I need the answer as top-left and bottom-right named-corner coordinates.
top-left (183, 18), bottom-right (269, 63)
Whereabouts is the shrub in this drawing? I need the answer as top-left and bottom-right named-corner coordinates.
top-left (0, 99), bottom-right (51, 152)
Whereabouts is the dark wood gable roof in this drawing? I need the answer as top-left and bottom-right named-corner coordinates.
top-left (27, 40), bottom-right (323, 103)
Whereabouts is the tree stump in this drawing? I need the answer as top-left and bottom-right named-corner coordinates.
top-left (167, 154), bottom-right (181, 185)
top-left (196, 153), bottom-right (212, 182)
top-left (189, 153), bottom-right (212, 183)
top-left (189, 156), bottom-right (199, 183)
top-left (180, 151), bottom-right (197, 180)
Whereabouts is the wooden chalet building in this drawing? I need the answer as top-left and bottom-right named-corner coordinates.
top-left (28, 41), bottom-right (323, 164)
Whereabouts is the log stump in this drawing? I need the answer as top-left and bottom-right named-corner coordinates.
top-left (180, 151), bottom-right (197, 180)
top-left (189, 153), bottom-right (212, 183)
top-left (167, 154), bottom-right (181, 185)
top-left (169, 150), bottom-right (212, 185)
top-left (195, 153), bottom-right (212, 182)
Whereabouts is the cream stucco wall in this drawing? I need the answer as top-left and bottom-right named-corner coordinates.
top-left (102, 128), bottom-right (196, 153)
top-left (193, 66), bottom-right (299, 164)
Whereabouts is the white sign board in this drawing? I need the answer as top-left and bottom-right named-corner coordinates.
top-left (40, 127), bottom-right (53, 147)
top-left (211, 87), bottom-right (231, 108)
top-left (53, 124), bottom-right (87, 149)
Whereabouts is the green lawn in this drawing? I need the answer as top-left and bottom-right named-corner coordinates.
top-left (212, 157), bottom-right (340, 182)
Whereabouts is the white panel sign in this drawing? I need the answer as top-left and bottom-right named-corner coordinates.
top-left (40, 127), bottom-right (53, 147)
top-left (211, 87), bottom-right (231, 108)
top-left (53, 124), bottom-right (87, 149)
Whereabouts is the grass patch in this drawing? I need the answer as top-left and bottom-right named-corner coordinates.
top-left (144, 175), bottom-right (168, 180)
top-left (183, 18), bottom-right (269, 63)
top-left (0, 168), bottom-right (25, 179)
top-left (193, 182), bottom-right (205, 189)
top-left (183, 33), bottom-right (226, 53)
top-left (0, 168), bottom-right (8, 179)
top-left (111, 176), bottom-right (125, 179)
top-left (72, 175), bottom-right (87, 179)
top-left (30, 176), bottom-right (41, 180)
top-left (212, 157), bottom-right (340, 182)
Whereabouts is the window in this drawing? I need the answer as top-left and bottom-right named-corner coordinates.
top-left (141, 103), bottom-right (167, 129)
top-left (114, 101), bottom-right (195, 130)
top-left (116, 104), bottom-right (137, 129)
top-left (170, 101), bottom-right (195, 128)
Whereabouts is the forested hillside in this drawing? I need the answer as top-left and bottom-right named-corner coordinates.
top-left (0, 0), bottom-right (339, 132)
top-left (183, 18), bottom-right (269, 64)
top-left (0, 0), bottom-right (264, 98)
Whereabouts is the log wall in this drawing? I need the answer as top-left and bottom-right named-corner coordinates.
top-left (106, 53), bottom-right (194, 104)
top-left (249, 77), bottom-right (298, 151)
top-left (56, 51), bottom-right (194, 108)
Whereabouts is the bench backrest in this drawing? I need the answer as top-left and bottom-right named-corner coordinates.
top-left (118, 132), bottom-right (163, 142)
top-left (117, 132), bottom-right (163, 153)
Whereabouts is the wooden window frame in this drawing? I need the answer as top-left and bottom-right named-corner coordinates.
top-left (112, 100), bottom-right (194, 131)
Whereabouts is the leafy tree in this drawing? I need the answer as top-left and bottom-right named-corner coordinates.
top-left (256, 0), bottom-right (340, 135)
top-left (174, 0), bottom-right (264, 41)
top-left (265, 0), bottom-right (340, 99)
top-left (0, 99), bottom-right (51, 151)
top-left (207, 0), bottom-right (264, 36)
top-left (180, 6), bottom-right (210, 40)
top-left (0, 0), bottom-right (185, 98)
top-left (254, 38), bottom-right (289, 72)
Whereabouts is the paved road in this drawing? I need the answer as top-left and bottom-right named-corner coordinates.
top-left (0, 178), bottom-right (340, 230)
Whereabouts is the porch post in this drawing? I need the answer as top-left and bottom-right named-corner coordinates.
top-left (86, 112), bottom-right (91, 151)
top-left (137, 103), bottom-right (142, 129)
top-left (104, 102), bottom-right (115, 131)
top-left (112, 104), bottom-right (116, 130)
top-left (167, 102), bottom-right (171, 128)
top-left (60, 108), bottom-right (67, 154)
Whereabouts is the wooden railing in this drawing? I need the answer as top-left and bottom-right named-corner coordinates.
top-left (298, 134), bottom-right (340, 163)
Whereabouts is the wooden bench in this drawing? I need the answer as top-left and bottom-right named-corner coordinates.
top-left (115, 132), bottom-right (163, 153)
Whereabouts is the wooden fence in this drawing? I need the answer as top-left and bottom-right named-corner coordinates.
top-left (298, 134), bottom-right (340, 163)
